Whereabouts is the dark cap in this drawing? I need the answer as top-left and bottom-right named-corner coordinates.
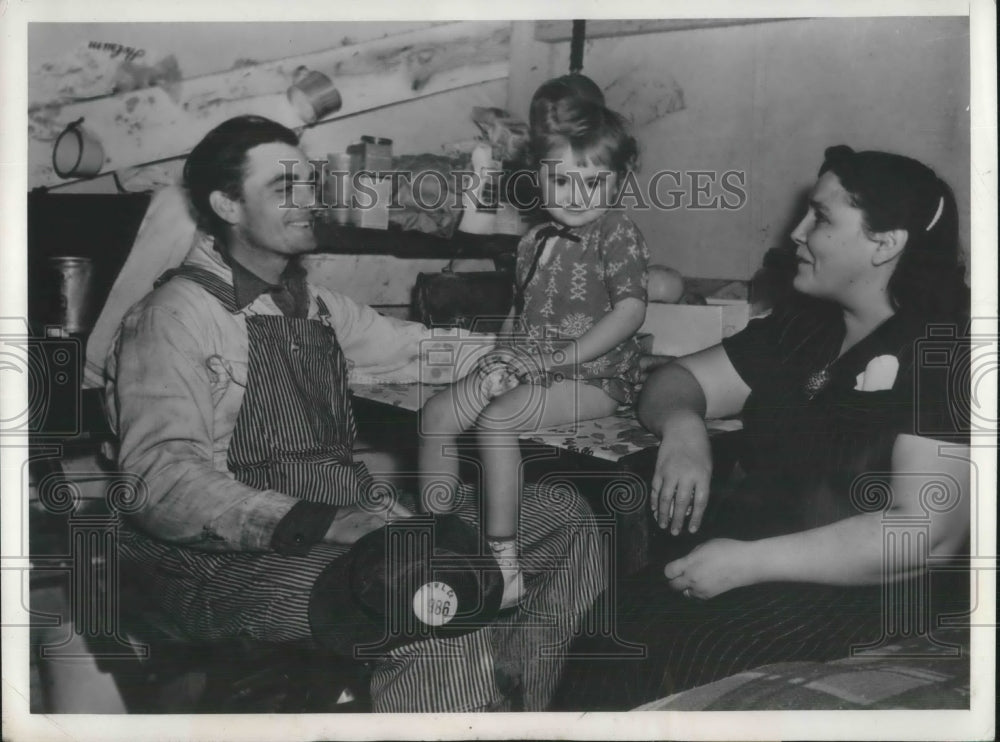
top-left (308, 514), bottom-right (503, 658)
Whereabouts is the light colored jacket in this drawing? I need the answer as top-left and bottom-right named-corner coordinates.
top-left (106, 235), bottom-right (492, 551)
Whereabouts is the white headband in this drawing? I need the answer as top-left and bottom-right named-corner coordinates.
top-left (925, 196), bottom-right (944, 231)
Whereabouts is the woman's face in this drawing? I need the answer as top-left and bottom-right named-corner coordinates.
top-left (539, 145), bottom-right (618, 228)
top-left (790, 171), bottom-right (881, 302)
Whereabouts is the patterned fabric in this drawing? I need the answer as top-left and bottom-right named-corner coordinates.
top-left (348, 381), bottom-right (742, 463)
top-left (636, 627), bottom-right (970, 710)
top-left (522, 407), bottom-right (742, 463)
top-left (513, 223), bottom-right (581, 314)
top-left (508, 210), bottom-right (649, 405)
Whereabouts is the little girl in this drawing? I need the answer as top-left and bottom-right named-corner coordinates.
top-left (419, 98), bottom-right (649, 608)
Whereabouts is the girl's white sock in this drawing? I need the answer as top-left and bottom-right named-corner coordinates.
top-left (488, 537), bottom-right (525, 610)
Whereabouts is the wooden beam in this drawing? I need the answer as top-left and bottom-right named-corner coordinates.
top-left (505, 21), bottom-right (555, 121)
top-left (534, 18), bottom-right (796, 43)
top-left (30, 21), bottom-right (512, 188)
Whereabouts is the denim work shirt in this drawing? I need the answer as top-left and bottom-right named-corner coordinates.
top-left (106, 235), bottom-right (493, 552)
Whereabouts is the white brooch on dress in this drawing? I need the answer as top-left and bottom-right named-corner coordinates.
top-left (854, 355), bottom-right (900, 391)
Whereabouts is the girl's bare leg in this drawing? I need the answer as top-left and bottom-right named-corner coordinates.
top-left (417, 371), bottom-right (490, 514)
top-left (477, 380), bottom-right (618, 606)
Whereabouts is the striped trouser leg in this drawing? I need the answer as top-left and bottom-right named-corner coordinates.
top-left (370, 482), bottom-right (606, 712)
top-left (446, 481), bottom-right (608, 711)
top-left (119, 528), bottom-right (352, 642)
top-left (369, 627), bottom-right (501, 712)
top-left (117, 481), bottom-right (606, 713)
top-left (118, 529), bottom-right (501, 712)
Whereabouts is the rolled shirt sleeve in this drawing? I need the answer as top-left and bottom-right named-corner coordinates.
top-left (109, 302), bottom-right (301, 551)
top-left (319, 288), bottom-right (495, 385)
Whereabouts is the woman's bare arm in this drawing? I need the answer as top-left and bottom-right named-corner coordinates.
top-left (639, 344), bottom-right (751, 430)
top-left (665, 434), bottom-right (971, 597)
top-left (750, 434), bottom-right (970, 583)
top-left (637, 344), bottom-right (751, 534)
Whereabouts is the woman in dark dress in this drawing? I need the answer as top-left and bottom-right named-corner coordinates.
top-left (553, 146), bottom-right (972, 709)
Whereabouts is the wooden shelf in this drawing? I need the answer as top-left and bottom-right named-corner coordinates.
top-left (313, 221), bottom-right (519, 269)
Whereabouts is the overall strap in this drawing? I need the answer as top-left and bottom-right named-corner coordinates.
top-left (155, 266), bottom-right (240, 312)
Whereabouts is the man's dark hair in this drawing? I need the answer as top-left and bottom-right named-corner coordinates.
top-left (183, 115), bottom-right (300, 237)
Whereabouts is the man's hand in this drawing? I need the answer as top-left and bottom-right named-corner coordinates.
top-left (323, 501), bottom-right (413, 545)
top-left (664, 538), bottom-right (755, 599)
top-left (650, 411), bottom-right (713, 535)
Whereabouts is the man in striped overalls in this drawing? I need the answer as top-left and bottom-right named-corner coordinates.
top-left (105, 115), bottom-right (606, 711)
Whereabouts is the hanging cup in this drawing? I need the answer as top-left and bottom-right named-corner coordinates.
top-left (288, 68), bottom-right (342, 124)
top-left (52, 118), bottom-right (106, 179)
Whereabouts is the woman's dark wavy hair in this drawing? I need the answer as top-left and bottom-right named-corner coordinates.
top-left (530, 96), bottom-right (638, 182)
top-left (819, 145), bottom-right (969, 317)
top-left (182, 115), bottom-right (300, 237)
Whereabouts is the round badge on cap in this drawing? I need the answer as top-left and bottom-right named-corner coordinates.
top-left (310, 514), bottom-right (503, 657)
top-left (412, 580), bottom-right (458, 627)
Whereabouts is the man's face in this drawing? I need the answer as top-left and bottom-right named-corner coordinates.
top-left (227, 142), bottom-right (319, 257)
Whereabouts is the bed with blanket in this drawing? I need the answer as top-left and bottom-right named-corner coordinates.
top-left (635, 627), bottom-right (970, 710)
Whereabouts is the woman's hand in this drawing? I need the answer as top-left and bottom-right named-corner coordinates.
top-left (323, 501), bottom-right (413, 545)
top-left (664, 538), bottom-right (756, 599)
top-left (649, 410), bottom-right (713, 535)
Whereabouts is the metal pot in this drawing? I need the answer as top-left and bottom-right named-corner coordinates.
top-left (47, 256), bottom-right (97, 334)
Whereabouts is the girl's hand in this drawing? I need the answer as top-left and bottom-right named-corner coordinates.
top-left (638, 353), bottom-right (676, 381)
top-left (649, 411), bottom-right (712, 535)
top-left (664, 538), bottom-right (755, 599)
top-left (476, 346), bottom-right (551, 387)
top-left (479, 364), bottom-right (521, 400)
